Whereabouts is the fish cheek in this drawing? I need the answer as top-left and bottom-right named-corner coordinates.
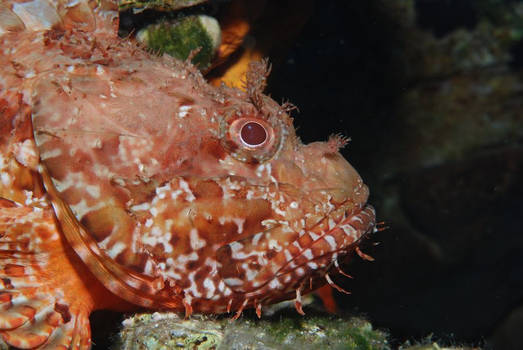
top-left (191, 179), bottom-right (223, 199)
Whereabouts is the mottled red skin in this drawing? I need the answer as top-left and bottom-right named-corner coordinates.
top-left (0, 0), bottom-right (375, 348)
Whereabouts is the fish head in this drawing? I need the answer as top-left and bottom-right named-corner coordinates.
top-left (30, 51), bottom-right (374, 310)
top-left (203, 90), bottom-right (375, 304)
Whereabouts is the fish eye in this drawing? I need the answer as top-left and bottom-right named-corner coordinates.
top-left (228, 117), bottom-right (274, 151)
top-left (240, 121), bottom-right (268, 147)
top-left (221, 115), bottom-right (283, 163)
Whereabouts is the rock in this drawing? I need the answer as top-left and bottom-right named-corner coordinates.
top-left (114, 311), bottom-right (390, 350)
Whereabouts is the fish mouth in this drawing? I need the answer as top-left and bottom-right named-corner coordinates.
top-left (217, 198), bottom-right (376, 302)
top-left (257, 202), bottom-right (376, 299)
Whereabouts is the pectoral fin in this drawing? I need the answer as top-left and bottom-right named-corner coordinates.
top-left (0, 200), bottom-right (104, 349)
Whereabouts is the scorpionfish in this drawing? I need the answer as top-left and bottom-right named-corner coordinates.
top-left (0, 0), bottom-right (376, 348)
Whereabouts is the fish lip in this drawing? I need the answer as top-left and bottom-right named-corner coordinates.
top-left (338, 202), bottom-right (376, 244)
top-left (239, 203), bottom-right (376, 303)
top-left (282, 202), bottom-right (376, 275)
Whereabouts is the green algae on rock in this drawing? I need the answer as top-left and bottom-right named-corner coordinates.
top-left (136, 14), bottom-right (221, 70)
top-left (115, 313), bottom-right (390, 350)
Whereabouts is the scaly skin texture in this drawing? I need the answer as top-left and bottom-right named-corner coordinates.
top-left (0, 0), bottom-right (375, 348)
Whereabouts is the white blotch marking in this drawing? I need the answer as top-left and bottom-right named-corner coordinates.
top-left (261, 219), bottom-right (278, 228)
top-left (68, 198), bottom-right (105, 218)
top-left (229, 241), bottom-right (243, 254)
top-left (24, 70), bottom-right (36, 78)
top-left (302, 249), bottom-right (313, 260)
top-left (268, 278), bottom-right (282, 289)
top-left (324, 235), bottom-right (337, 251)
top-left (155, 183), bottom-right (172, 199)
top-left (268, 239), bottom-right (282, 252)
top-left (307, 262), bottom-right (318, 269)
top-left (341, 224), bottom-right (357, 237)
top-left (170, 189), bottom-right (183, 200)
top-left (224, 278), bottom-right (243, 286)
top-left (144, 259), bottom-right (155, 275)
top-left (244, 265), bottom-right (258, 281)
top-left (218, 280), bottom-right (226, 292)
top-left (352, 216), bottom-right (364, 224)
top-left (179, 179), bottom-right (195, 202)
top-left (309, 232), bottom-right (320, 241)
top-left (85, 184), bottom-right (100, 198)
top-left (252, 232), bottom-right (263, 245)
top-left (189, 228), bottom-right (206, 250)
top-left (186, 271), bottom-right (202, 298)
top-left (284, 249), bottom-right (293, 262)
top-left (176, 252), bottom-right (199, 264)
top-left (108, 242), bottom-right (126, 259)
top-left (233, 218), bottom-right (245, 234)
top-left (178, 105), bottom-right (191, 118)
top-left (1, 173), bottom-right (12, 186)
top-left (13, 139), bottom-right (39, 168)
top-left (203, 278), bottom-right (216, 299)
top-left (96, 65), bottom-right (105, 75)
top-left (328, 218), bottom-right (336, 230)
top-left (40, 147), bottom-right (62, 160)
top-left (218, 217), bottom-right (245, 234)
top-left (131, 202), bottom-right (150, 212)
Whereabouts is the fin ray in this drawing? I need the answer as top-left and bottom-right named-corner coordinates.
top-left (0, 204), bottom-right (94, 349)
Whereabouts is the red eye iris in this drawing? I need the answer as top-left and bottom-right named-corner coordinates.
top-left (224, 117), bottom-right (279, 161)
top-left (240, 122), bottom-right (267, 146)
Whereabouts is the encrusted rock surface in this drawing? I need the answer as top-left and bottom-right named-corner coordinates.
top-left (114, 311), bottom-right (390, 350)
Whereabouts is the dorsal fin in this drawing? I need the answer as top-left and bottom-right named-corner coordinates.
top-left (0, 0), bottom-right (118, 35)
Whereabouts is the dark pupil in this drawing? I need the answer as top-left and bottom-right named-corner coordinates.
top-left (240, 122), bottom-right (267, 146)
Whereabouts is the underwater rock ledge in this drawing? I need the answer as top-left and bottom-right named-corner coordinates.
top-left (112, 310), bottom-right (481, 350)
top-left (114, 311), bottom-right (390, 350)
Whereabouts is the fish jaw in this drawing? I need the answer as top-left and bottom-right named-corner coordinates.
top-left (106, 172), bottom-right (375, 315)
top-left (216, 204), bottom-right (375, 304)
top-left (213, 155), bottom-right (376, 308)
top-left (205, 139), bottom-right (376, 313)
